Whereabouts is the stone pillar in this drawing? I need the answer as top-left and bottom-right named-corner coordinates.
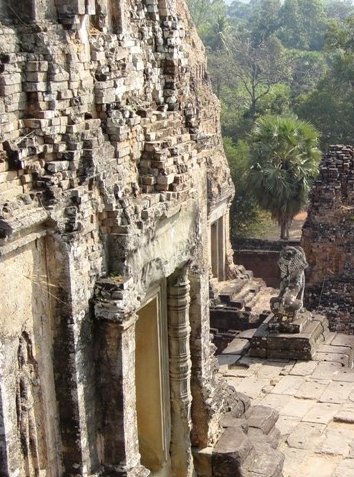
top-left (210, 221), bottom-right (219, 279)
top-left (55, 0), bottom-right (95, 26)
top-left (95, 289), bottom-right (149, 477)
top-left (0, 382), bottom-right (9, 477)
top-left (3, 0), bottom-right (56, 22)
top-left (167, 268), bottom-right (194, 477)
top-left (218, 215), bottom-right (226, 281)
top-left (189, 269), bottom-right (222, 449)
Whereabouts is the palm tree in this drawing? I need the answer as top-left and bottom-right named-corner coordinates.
top-left (248, 115), bottom-right (321, 240)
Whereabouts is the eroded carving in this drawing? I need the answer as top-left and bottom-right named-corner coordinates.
top-left (270, 246), bottom-right (308, 324)
top-left (16, 332), bottom-right (40, 477)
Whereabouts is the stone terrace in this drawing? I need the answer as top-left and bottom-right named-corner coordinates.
top-left (218, 332), bottom-right (354, 477)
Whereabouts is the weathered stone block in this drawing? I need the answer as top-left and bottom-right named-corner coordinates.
top-left (245, 405), bottom-right (279, 435)
top-left (212, 427), bottom-right (253, 477)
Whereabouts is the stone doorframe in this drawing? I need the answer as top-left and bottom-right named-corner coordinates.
top-left (209, 199), bottom-right (229, 281)
top-left (94, 264), bottom-right (194, 477)
top-left (135, 281), bottom-right (171, 475)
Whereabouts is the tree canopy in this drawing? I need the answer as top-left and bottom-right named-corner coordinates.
top-left (187, 0), bottom-right (354, 239)
top-left (249, 116), bottom-right (321, 239)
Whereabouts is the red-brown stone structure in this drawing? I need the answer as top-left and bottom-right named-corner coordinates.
top-left (303, 145), bottom-right (354, 333)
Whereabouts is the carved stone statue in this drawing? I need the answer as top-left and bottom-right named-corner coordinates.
top-left (270, 246), bottom-right (308, 324)
top-left (16, 332), bottom-right (40, 477)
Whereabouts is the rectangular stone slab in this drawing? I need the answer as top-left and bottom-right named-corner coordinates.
top-left (302, 402), bottom-right (341, 424)
top-left (319, 381), bottom-right (354, 404)
top-left (286, 422), bottom-right (326, 450)
top-left (222, 338), bottom-right (250, 355)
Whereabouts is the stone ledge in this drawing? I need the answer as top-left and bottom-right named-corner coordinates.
top-left (248, 312), bottom-right (329, 361)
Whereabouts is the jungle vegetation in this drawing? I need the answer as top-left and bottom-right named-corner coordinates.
top-left (187, 0), bottom-right (354, 239)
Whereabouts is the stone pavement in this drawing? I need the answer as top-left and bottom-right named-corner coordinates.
top-left (218, 332), bottom-right (354, 477)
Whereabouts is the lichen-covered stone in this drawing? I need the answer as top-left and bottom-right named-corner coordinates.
top-left (0, 2), bottom-right (284, 477)
top-left (0, 1), bottom-right (243, 476)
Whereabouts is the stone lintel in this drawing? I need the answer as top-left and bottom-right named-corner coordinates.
top-left (0, 229), bottom-right (47, 259)
top-left (0, 207), bottom-right (48, 242)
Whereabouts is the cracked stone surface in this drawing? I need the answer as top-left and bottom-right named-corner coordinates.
top-left (219, 331), bottom-right (354, 477)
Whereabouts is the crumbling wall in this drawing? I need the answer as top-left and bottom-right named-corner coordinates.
top-left (0, 1), bottom-right (237, 476)
top-left (303, 145), bottom-right (354, 333)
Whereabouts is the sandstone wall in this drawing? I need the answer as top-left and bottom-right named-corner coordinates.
top-left (0, 1), bottom-right (236, 476)
top-left (303, 145), bottom-right (354, 333)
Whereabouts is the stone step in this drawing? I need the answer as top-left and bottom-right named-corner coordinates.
top-left (212, 427), bottom-right (255, 476)
top-left (140, 110), bottom-right (180, 124)
top-left (209, 405), bottom-right (283, 477)
top-left (230, 283), bottom-right (260, 309)
top-left (248, 312), bottom-right (329, 361)
top-left (246, 291), bottom-right (263, 310)
top-left (142, 139), bottom-right (193, 161)
top-left (143, 117), bottom-right (183, 133)
top-left (219, 279), bottom-right (250, 305)
top-left (169, 140), bottom-right (194, 155)
top-left (195, 398), bottom-right (284, 477)
top-left (234, 281), bottom-right (260, 298)
top-left (247, 425), bottom-right (281, 450)
top-left (220, 414), bottom-right (249, 433)
top-left (210, 308), bottom-right (254, 333)
top-left (314, 341), bottom-right (354, 367)
top-left (221, 337), bottom-right (250, 356)
top-left (243, 442), bottom-right (284, 477)
top-left (244, 405), bottom-right (279, 436)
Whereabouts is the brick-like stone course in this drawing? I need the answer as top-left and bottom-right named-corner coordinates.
top-left (0, 2), bottom-right (259, 477)
top-left (303, 145), bottom-right (354, 333)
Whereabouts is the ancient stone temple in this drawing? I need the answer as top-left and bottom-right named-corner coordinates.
top-left (303, 145), bottom-right (354, 333)
top-left (0, 1), bottom-right (285, 476)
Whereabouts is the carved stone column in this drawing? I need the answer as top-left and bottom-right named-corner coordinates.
top-left (189, 268), bottom-right (222, 450)
top-left (167, 268), bottom-right (194, 477)
top-left (94, 281), bottom-right (149, 477)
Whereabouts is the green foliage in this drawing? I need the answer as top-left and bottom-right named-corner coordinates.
top-left (187, 0), bottom-right (227, 42)
top-left (324, 0), bottom-right (354, 20)
top-left (203, 13), bottom-right (231, 50)
top-left (248, 0), bottom-right (282, 45)
top-left (187, 0), bottom-right (354, 238)
top-left (285, 49), bottom-right (328, 100)
top-left (296, 81), bottom-right (354, 149)
top-left (296, 14), bottom-right (354, 149)
top-left (228, 1), bottom-right (252, 24)
top-left (224, 137), bottom-right (260, 238)
top-left (255, 83), bottom-right (292, 116)
top-left (225, 136), bottom-right (276, 238)
top-left (277, 0), bottom-right (328, 51)
top-left (248, 116), bottom-right (321, 239)
top-left (225, 33), bottom-right (288, 120)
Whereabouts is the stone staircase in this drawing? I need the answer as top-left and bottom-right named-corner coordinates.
top-left (210, 275), bottom-right (277, 354)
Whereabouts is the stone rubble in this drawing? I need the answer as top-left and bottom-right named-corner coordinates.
top-left (303, 145), bottom-right (354, 334)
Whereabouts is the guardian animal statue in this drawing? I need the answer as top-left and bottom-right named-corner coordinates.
top-left (270, 246), bottom-right (308, 323)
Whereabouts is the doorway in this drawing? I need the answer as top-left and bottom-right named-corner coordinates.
top-left (135, 287), bottom-right (170, 476)
top-left (210, 216), bottom-right (226, 281)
